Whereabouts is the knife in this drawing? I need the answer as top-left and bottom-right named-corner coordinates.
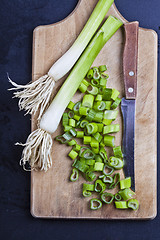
top-left (121, 22), bottom-right (139, 191)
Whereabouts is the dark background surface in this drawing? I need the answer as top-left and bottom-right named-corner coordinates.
top-left (0, 0), bottom-right (159, 239)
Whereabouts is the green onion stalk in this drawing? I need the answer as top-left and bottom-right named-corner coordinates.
top-left (17, 16), bottom-right (123, 171)
top-left (8, 0), bottom-right (114, 120)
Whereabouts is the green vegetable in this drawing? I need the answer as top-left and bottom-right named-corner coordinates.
top-left (95, 179), bottom-right (106, 193)
top-left (115, 201), bottom-right (128, 209)
top-left (99, 65), bottom-right (107, 72)
top-left (119, 188), bottom-right (135, 200)
top-left (70, 168), bottom-right (79, 182)
top-left (127, 199), bottom-right (139, 210)
top-left (120, 177), bottom-right (131, 189)
top-left (90, 199), bottom-right (102, 210)
top-left (68, 149), bottom-right (78, 160)
top-left (101, 192), bottom-right (114, 204)
top-left (40, 16), bottom-right (123, 134)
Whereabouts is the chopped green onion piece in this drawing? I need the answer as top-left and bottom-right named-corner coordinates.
top-left (103, 175), bottom-right (113, 183)
top-left (99, 147), bottom-right (108, 162)
top-left (119, 188), bottom-right (135, 201)
top-left (83, 183), bottom-right (94, 197)
top-left (55, 135), bottom-right (69, 144)
top-left (95, 94), bottom-right (102, 101)
top-left (120, 177), bottom-right (131, 189)
top-left (78, 82), bottom-right (88, 93)
top-left (93, 111), bottom-right (103, 122)
top-left (83, 136), bottom-right (92, 145)
top-left (101, 192), bottom-right (114, 204)
top-left (85, 171), bottom-right (96, 181)
top-left (86, 123), bottom-right (98, 134)
top-left (72, 158), bottom-right (78, 167)
top-left (73, 144), bottom-right (81, 152)
top-left (87, 85), bottom-right (99, 95)
top-left (101, 72), bottom-right (109, 79)
top-left (127, 199), bottom-right (139, 211)
top-left (80, 148), bottom-right (95, 159)
top-left (111, 97), bottom-right (121, 109)
top-left (93, 132), bottom-right (102, 142)
top-left (100, 139), bottom-right (105, 147)
top-left (73, 114), bottom-right (81, 121)
top-left (108, 157), bottom-right (124, 170)
top-left (94, 162), bottom-right (104, 171)
top-left (69, 128), bottom-right (77, 137)
top-left (95, 179), bottom-right (106, 193)
top-left (63, 132), bottom-right (72, 141)
top-left (82, 79), bottom-right (90, 87)
top-left (102, 119), bottom-right (112, 125)
top-left (99, 86), bottom-right (104, 95)
top-left (67, 101), bottom-right (75, 110)
top-left (105, 101), bottom-right (112, 110)
top-left (69, 118), bottom-right (76, 127)
top-left (99, 65), bottom-right (107, 72)
top-left (73, 101), bottom-right (81, 114)
top-left (62, 112), bottom-right (69, 126)
top-left (68, 139), bottom-right (77, 146)
top-left (74, 160), bottom-right (89, 173)
top-left (96, 123), bottom-right (104, 132)
top-left (111, 88), bottom-right (120, 100)
top-left (86, 159), bottom-right (95, 165)
top-left (93, 101), bottom-right (106, 111)
top-left (83, 190), bottom-right (92, 197)
top-left (90, 198), bottom-right (102, 210)
top-left (103, 110), bottom-right (118, 120)
top-left (103, 124), bottom-right (120, 134)
top-left (79, 106), bottom-right (89, 116)
top-left (104, 135), bottom-right (115, 147)
top-left (91, 78), bottom-right (100, 87)
top-left (83, 183), bottom-right (94, 191)
top-left (95, 155), bottom-right (103, 162)
top-left (68, 149), bottom-right (78, 160)
top-left (76, 131), bottom-right (84, 138)
top-left (87, 69), bottom-right (93, 79)
top-left (103, 164), bottom-right (114, 176)
top-left (80, 119), bottom-right (89, 128)
top-left (99, 175), bottom-right (105, 179)
top-left (92, 147), bottom-right (99, 154)
top-left (102, 88), bottom-right (112, 100)
top-left (93, 67), bottom-right (101, 80)
top-left (70, 168), bottom-right (79, 182)
top-left (113, 146), bottom-right (123, 158)
top-left (82, 94), bottom-right (94, 108)
top-left (79, 157), bottom-right (85, 164)
top-left (114, 193), bottom-right (122, 201)
top-left (64, 125), bottom-right (72, 132)
top-left (90, 138), bottom-right (99, 148)
top-left (68, 111), bottom-right (74, 118)
top-left (99, 77), bottom-right (107, 87)
top-left (109, 173), bottom-right (120, 189)
top-left (86, 109), bottom-right (96, 121)
top-left (115, 201), bottom-right (128, 209)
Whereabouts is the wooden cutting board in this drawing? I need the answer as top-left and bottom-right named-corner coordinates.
top-left (31, 0), bottom-right (157, 219)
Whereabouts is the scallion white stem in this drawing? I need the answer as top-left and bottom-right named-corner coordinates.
top-left (9, 0), bottom-right (114, 120)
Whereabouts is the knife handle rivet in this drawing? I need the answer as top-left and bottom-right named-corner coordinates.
top-left (129, 71), bottom-right (135, 76)
top-left (128, 87), bottom-right (134, 93)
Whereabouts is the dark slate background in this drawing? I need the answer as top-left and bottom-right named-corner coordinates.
top-left (0, 0), bottom-right (159, 239)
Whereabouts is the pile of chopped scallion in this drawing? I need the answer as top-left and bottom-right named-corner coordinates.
top-left (55, 65), bottom-right (139, 211)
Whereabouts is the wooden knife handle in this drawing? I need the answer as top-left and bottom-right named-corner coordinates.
top-left (123, 22), bottom-right (139, 99)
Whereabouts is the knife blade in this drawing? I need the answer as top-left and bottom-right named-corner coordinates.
top-left (121, 22), bottom-right (139, 191)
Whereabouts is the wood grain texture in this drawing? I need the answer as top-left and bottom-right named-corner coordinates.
top-left (31, 0), bottom-right (157, 219)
